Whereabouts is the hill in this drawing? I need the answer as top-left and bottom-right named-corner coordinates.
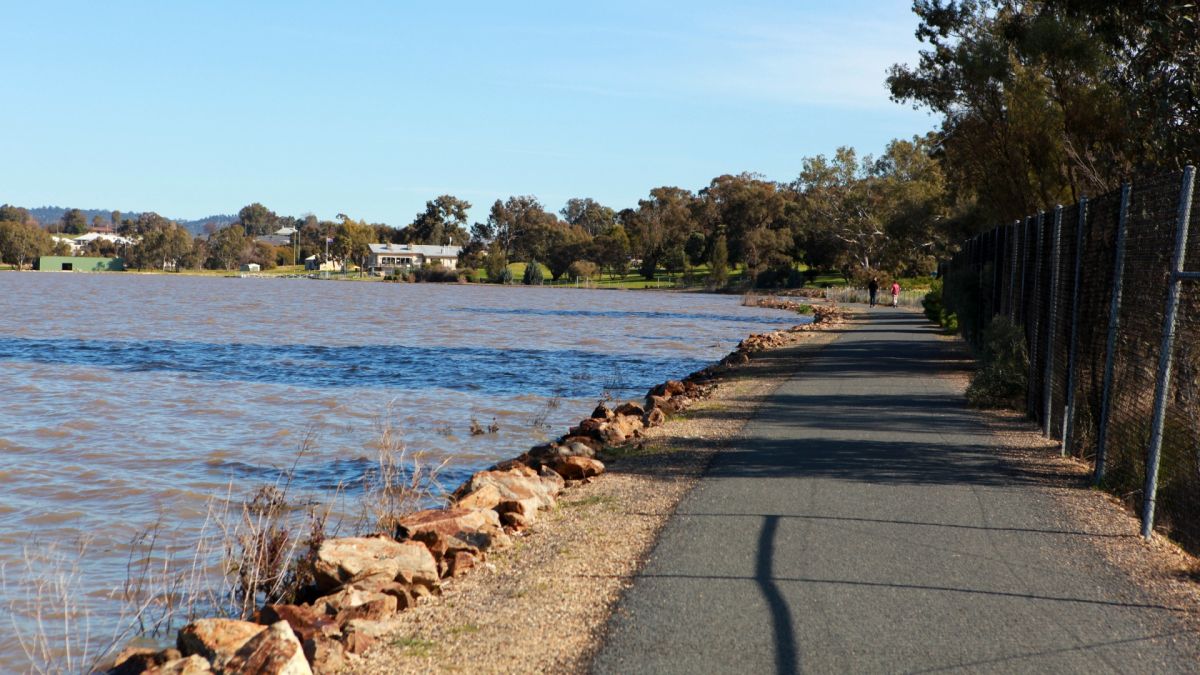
top-left (23, 206), bottom-right (236, 235)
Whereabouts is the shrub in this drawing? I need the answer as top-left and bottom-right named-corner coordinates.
top-left (568, 260), bottom-right (599, 281)
top-left (922, 279), bottom-right (958, 331)
top-left (522, 260), bottom-right (544, 285)
top-left (495, 267), bottom-right (514, 284)
top-left (412, 265), bottom-right (460, 283)
top-left (966, 316), bottom-right (1028, 408)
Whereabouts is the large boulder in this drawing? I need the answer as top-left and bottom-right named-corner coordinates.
top-left (452, 467), bottom-right (562, 511)
top-left (107, 647), bottom-right (182, 675)
top-left (143, 655), bottom-right (213, 675)
top-left (590, 403), bottom-right (614, 420)
top-left (453, 482), bottom-right (501, 510)
top-left (396, 507), bottom-right (508, 559)
top-left (614, 402), bottom-right (645, 417)
top-left (177, 618), bottom-right (265, 670)
top-left (302, 635), bottom-right (347, 674)
top-left (223, 621), bottom-right (312, 675)
top-left (312, 536), bottom-right (438, 593)
top-left (644, 407), bottom-right (667, 427)
top-left (259, 604), bottom-right (340, 644)
top-left (547, 456), bottom-right (605, 480)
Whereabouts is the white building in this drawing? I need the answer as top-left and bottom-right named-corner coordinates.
top-left (367, 243), bottom-right (462, 275)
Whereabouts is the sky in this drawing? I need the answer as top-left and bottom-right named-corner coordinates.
top-left (0, 1), bottom-right (935, 225)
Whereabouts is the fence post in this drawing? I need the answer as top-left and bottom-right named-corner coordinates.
top-left (1061, 198), bottom-right (1088, 456)
top-left (1141, 166), bottom-right (1196, 539)
top-left (1042, 206), bottom-right (1063, 437)
top-left (1094, 184), bottom-right (1132, 487)
top-left (1028, 213), bottom-right (1045, 421)
top-left (993, 226), bottom-right (1002, 318)
top-left (1007, 221), bottom-right (1017, 319)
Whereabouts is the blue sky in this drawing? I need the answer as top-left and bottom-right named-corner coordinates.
top-left (1, 1), bottom-right (935, 225)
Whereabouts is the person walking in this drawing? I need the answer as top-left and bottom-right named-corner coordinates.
top-left (868, 277), bottom-right (879, 307)
top-left (891, 280), bottom-right (901, 307)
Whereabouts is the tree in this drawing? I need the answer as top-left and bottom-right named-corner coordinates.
top-left (484, 240), bottom-right (508, 282)
top-left (629, 187), bottom-right (696, 280)
top-left (91, 215), bottom-right (107, 231)
top-left (592, 224), bottom-right (631, 278)
top-left (331, 214), bottom-right (374, 272)
top-left (407, 195), bottom-right (471, 245)
top-left (62, 209), bottom-right (88, 235)
top-left (237, 202), bottom-right (278, 237)
top-left (561, 198), bottom-right (616, 236)
top-left (0, 219), bottom-right (54, 269)
top-left (134, 223), bottom-right (193, 270)
top-left (544, 224), bottom-right (591, 281)
top-left (487, 196), bottom-right (558, 262)
top-left (708, 235), bottom-right (729, 287)
top-left (206, 225), bottom-right (247, 270)
top-left (684, 232), bottom-right (707, 267)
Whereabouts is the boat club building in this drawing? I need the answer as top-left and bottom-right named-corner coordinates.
top-left (367, 243), bottom-right (462, 275)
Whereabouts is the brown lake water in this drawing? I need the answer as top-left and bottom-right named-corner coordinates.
top-left (0, 273), bottom-right (805, 669)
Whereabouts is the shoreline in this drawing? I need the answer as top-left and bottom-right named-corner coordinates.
top-left (92, 303), bottom-right (846, 674)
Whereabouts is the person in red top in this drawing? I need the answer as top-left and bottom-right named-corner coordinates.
top-left (890, 281), bottom-right (901, 307)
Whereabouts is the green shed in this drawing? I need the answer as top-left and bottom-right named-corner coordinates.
top-left (37, 256), bottom-right (125, 272)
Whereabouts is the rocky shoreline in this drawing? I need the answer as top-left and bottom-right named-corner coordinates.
top-left (102, 304), bottom-right (845, 675)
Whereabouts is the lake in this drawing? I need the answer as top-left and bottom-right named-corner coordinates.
top-left (0, 273), bottom-right (804, 669)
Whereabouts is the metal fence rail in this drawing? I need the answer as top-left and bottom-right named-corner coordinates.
top-left (943, 167), bottom-right (1199, 548)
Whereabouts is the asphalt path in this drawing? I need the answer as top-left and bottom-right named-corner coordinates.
top-left (593, 308), bottom-right (1200, 674)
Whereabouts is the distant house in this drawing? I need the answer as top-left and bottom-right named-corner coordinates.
top-left (255, 234), bottom-right (292, 247)
top-left (367, 243), bottom-right (462, 275)
top-left (304, 255), bottom-right (341, 272)
top-left (75, 232), bottom-right (135, 247)
top-left (240, 263), bottom-right (261, 272)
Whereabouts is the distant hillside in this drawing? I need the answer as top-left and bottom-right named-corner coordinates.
top-left (24, 206), bottom-right (236, 235)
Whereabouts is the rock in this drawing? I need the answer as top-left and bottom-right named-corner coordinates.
top-left (224, 621), bottom-right (312, 675)
top-left (352, 578), bottom-right (417, 610)
top-left (177, 618), bottom-right (266, 669)
top-left (108, 647), bottom-right (182, 675)
top-left (590, 403), bottom-right (613, 420)
top-left (547, 456), bottom-right (605, 480)
top-left (611, 414), bottom-right (643, 437)
top-left (312, 536), bottom-right (438, 593)
top-left (341, 632), bottom-right (377, 655)
top-left (646, 394), bottom-right (670, 411)
top-left (302, 635), bottom-right (347, 674)
top-left (614, 402), bottom-right (645, 417)
top-left (496, 496), bottom-right (541, 525)
top-left (644, 407), bottom-right (667, 427)
top-left (560, 435), bottom-right (601, 453)
top-left (446, 550), bottom-right (478, 577)
top-left (312, 585), bottom-right (393, 617)
top-left (259, 604), bottom-right (340, 644)
top-left (597, 422), bottom-right (627, 445)
top-left (397, 507), bottom-right (508, 559)
top-left (453, 482), bottom-right (502, 510)
top-left (143, 655), bottom-right (213, 675)
top-left (499, 509), bottom-right (534, 530)
top-left (334, 594), bottom-right (398, 627)
top-left (343, 618), bottom-right (397, 639)
top-left (452, 468), bottom-right (561, 511)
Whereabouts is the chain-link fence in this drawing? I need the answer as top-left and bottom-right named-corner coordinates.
top-left (942, 167), bottom-right (1199, 549)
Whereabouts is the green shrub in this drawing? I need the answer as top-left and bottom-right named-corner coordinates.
top-left (522, 260), bottom-right (545, 285)
top-left (922, 279), bottom-right (958, 330)
top-left (495, 267), bottom-right (514, 284)
top-left (966, 316), bottom-right (1028, 408)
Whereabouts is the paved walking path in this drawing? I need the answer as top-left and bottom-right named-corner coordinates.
top-left (594, 309), bottom-right (1200, 674)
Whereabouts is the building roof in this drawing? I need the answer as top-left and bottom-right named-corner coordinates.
top-left (368, 243), bottom-right (462, 258)
top-left (75, 232), bottom-right (135, 245)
